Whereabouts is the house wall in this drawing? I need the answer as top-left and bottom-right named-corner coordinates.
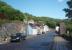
top-left (43, 25), bottom-right (49, 33)
top-left (0, 21), bottom-right (26, 36)
top-left (27, 24), bottom-right (38, 35)
top-left (27, 25), bottom-right (33, 35)
top-left (32, 29), bottom-right (38, 35)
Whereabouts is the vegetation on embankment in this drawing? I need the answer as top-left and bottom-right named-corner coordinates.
top-left (0, 1), bottom-right (61, 28)
top-left (63, 19), bottom-right (72, 37)
top-left (59, 0), bottom-right (72, 41)
top-left (58, 19), bottom-right (72, 42)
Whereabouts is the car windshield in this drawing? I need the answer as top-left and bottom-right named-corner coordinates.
top-left (16, 33), bottom-right (21, 36)
top-left (11, 35), bottom-right (17, 39)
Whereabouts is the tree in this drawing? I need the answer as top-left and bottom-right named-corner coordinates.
top-left (63, 0), bottom-right (72, 20)
top-left (0, 1), bottom-right (25, 21)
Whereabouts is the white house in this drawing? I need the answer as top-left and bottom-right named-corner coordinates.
top-left (43, 25), bottom-right (49, 33)
top-left (27, 20), bottom-right (50, 35)
top-left (27, 23), bottom-right (38, 35)
top-left (27, 20), bottom-right (38, 35)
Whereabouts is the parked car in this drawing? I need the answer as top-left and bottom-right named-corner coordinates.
top-left (20, 33), bottom-right (27, 40)
top-left (10, 34), bottom-right (21, 42)
top-left (10, 33), bottom-right (27, 42)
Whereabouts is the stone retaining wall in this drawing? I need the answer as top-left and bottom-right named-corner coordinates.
top-left (0, 21), bottom-right (26, 44)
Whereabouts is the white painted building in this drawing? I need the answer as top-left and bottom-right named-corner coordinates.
top-left (43, 25), bottom-right (49, 33)
top-left (27, 23), bottom-right (38, 35)
top-left (26, 20), bottom-right (50, 35)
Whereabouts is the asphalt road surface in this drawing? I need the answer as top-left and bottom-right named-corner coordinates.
top-left (0, 31), bottom-right (72, 50)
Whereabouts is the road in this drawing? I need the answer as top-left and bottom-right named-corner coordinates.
top-left (0, 31), bottom-right (72, 50)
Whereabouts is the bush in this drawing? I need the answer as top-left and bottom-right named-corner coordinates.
top-left (46, 21), bottom-right (56, 28)
top-left (65, 21), bottom-right (72, 37)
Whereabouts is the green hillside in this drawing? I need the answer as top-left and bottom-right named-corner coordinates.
top-left (0, 1), bottom-right (61, 28)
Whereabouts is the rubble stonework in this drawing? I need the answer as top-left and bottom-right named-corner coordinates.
top-left (0, 21), bottom-right (26, 43)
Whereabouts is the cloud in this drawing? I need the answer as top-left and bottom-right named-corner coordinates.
top-left (58, 0), bottom-right (64, 2)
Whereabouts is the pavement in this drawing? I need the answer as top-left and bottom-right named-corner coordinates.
top-left (0, 31), bottom-right (72, 50)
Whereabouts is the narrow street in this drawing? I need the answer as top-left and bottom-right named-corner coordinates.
top-left (0, 31), bottom-right (72, 50)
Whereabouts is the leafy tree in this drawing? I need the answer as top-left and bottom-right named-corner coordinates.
top-left (63, 0), bottom-right (72, 20)
top-left (0, 1), bottom-right (25, 21)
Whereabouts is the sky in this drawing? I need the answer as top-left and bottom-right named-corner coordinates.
top-left (1, 0), bottom-right (67, 19)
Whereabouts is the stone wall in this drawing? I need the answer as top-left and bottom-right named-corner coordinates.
top-left (0, 21), bottom-right (26, 43)
top-left (60, 22), bottom-right (66, 35)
